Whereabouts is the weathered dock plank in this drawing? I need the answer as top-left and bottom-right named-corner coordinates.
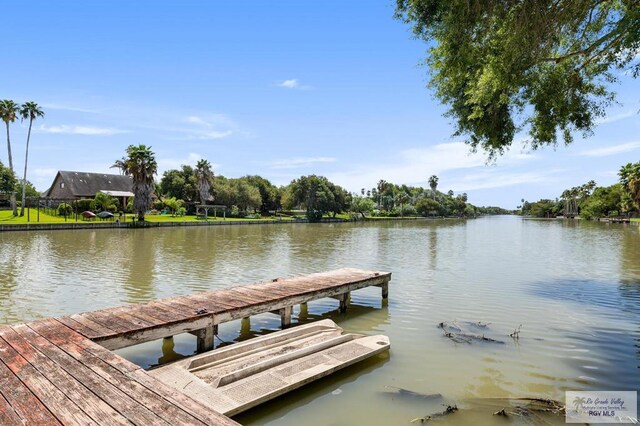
top-left (0, 330), bottom-right (95, 425)
top-left (1, 326), bottom-right (130, 425)
top-left (0, 320), bottom-right (239, 425)
top-left (0, 337), bottom-right (62, 425)
top-left (73, 268), bottom-right (390, 350)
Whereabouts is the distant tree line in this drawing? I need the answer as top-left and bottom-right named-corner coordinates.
top-left (520, 161), bottom-right (640, 219)
top-left (157, 162), bottom-right (512, 221)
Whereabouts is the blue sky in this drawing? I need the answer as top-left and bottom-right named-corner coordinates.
top-left (4, 1), bottom-right (639, 208)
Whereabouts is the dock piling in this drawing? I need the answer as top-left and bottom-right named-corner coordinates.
top-left (196, 326), bottom-right (215, 353)
top-left (339, 292), bottom-right (350, 313)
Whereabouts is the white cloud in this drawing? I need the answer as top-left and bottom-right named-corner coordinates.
top-left (596, 110), bottom-right (637, 124)
top-left (157, 153), bottom-right (221, 176)
top-left (277, 78), bottom-right (312, 90)
top-left (326, 141), bottom-right (538, 192)
top-left (270, 156), bottom-right (336, 169)
top-left (445, 169), bottom-right (560, 192)
top-left (578, 141), bottom-right (640, 157)
top-left (37, 124), bottom-right (127, 136)
top-left (199, 130), bottom-right (233, 140)
top-left (40, 103), bottom-right (98, 114)
top-left (185, 114), bottom-right (234, 127)
top-left (183, 114), bottom-right (235, 140)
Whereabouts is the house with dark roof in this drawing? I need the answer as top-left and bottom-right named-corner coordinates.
top-left (42, 171), bottom-right (134, 206)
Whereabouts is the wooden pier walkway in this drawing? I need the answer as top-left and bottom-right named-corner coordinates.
top-left (0, 268), bottom-right (390, 425)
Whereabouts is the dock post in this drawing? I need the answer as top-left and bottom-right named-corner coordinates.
top-left (339, 292), bottom-right (350, 313)
top-left (279, 306), bottom-right (292, 328)
top-left (299, 303), bottom-right (308, 321)
top-left (196, 326), bottom-right (215, 353)
top-left (381, 281), bottom-right (389, 299)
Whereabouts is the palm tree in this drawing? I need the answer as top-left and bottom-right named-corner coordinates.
top-left (0, 100), bottom-right (19, 215)
top-left (194, 159), bottom-right (214, 204)
top-left (117, 145), bottom-right (157, 222)
top-left (18, 102), bottom-right (44, 216)
top-left (619, 162), bottom-right (640, 214)
top-left (428, 175), bottom-right (439, 200)
top-left (110, 158), bottom-right (126, 174)
top-left (376, 179), bottom-right (387, 208)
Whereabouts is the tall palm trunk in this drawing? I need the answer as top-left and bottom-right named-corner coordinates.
top-left (19, 118), bottom-right (33, 216)
top-left (5, 122), bottom-right (16, 216)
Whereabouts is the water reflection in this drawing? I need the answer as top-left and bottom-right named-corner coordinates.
top-left (235, 352), bottom-right (391, 425)
top-left (157, 336), bottom-right (188, 365)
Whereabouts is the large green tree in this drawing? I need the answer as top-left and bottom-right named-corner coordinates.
top-left (0, 100), bottom-right (19, 215)
top-left (580, 184), bottom-right (624, 219)
top-left (18, 102), bottom-right (44, 216)
top-left (115, 145), bottom-right (157, 222)
top-left (396, 1), bottom-right (640, 158)
top-left (0, 161), bottom-right (16, 194)
top-left (159, 165), bottom-right (198, 202)
top-left (288, 175), bottom-right (338, 221)
top-left (242, 175), bottom-right (281, 213)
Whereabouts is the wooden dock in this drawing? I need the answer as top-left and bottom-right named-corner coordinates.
top-left (0, 268), bottom-right (391, 425)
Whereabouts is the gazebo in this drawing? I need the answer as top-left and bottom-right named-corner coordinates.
top-left (195, 204), bottom-right (227, 220)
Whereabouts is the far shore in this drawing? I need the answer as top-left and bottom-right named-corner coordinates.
top-left (0, 210), bottom-right (464, 233)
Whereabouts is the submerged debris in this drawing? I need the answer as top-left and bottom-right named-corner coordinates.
top-left (438, 321), bottom-right (505, 344)
top-left (472, 397), bottom-right (567, 421)
top-left (382, 386), bottom-right (442, 401)
top-left (410, 405), bottom-right (458, 423)
top-left (409, 395), bottom-right (569, 424)
top-left (510, 325), bottom-right (523, 340)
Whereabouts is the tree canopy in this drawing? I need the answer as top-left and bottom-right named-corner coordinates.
top-left (395, 0), bottom-right (640, 158)
top-left (159, 165), bottom-right (199, 203)
top-left (0, 162), bottom-right (16, 194)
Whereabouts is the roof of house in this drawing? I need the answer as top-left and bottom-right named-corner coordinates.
top-left (44, 171), bottom-right (133, 197)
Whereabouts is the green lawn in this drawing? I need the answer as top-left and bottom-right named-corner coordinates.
top-left (144, 214), bottom-right (295, 223)
top-left (0, 209), bottom-right (72, 224)
top-left (0, 209), bottom-right (297, 225)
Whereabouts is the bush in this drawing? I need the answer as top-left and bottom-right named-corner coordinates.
top-left (153, 200), bottom-right (165, 210)
top-left (306, 210), bottom-right (323, 222)
top-left (176, 207), bottom-right (186, 216)
top-left (73, 199), bottom-right (95, 213)
top-left (399, 204), bottom-right (417, 216)
top-left (230, 205), bottom-right (246, 218)
top-left (57, 203), bottom-right (73, 216)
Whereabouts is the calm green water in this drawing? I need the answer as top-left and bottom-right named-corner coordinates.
top-left (1, 217), bottom-right (638, 425)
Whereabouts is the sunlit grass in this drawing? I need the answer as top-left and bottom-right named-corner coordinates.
top-left (0, 209), bottom-right (72, 224)
top-left (0, 209), bottom-right (298, 225)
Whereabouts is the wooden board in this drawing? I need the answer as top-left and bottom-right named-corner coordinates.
top-left (0, 320), bottom-right (239, 425)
